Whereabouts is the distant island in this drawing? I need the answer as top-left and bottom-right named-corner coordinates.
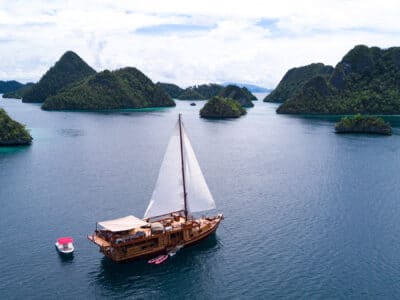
top-left (177, 87), bottom-right (207, 100)
top-left (156, 82), bottom-right (184, 98)
top-left (241, 87), bottom-right (257, 101)
top-left (264, 63), bottom-right (333, 103)
top-left (222, 82), bottom-right (271, 93)
top-left (200, 96), bottom-right (246, 118)
top-left (276, 45), bottom-right (400, 115)
top-left (176, 84), bottom-right (223, 100)
top-left (0, 80), bottom-right (26, 94)
top-left (1, 50), bottom-right (176, 110)
top-left (22, 51), bottom-right (96, 103)
top-left (3, 51), bottom-right (259, 112)
top-left (3, 83), bottom-right (34, 99)
top-left (186, 83), bottom-right (225, 99)
top-left (157, 82), bottom-right (258, 102)
top-left (335, 114), bottom-right (392, 135)
top-left (42, 67), bottom-right (175, 110)
top-left (0, 108), bottom-right (32, 146)
top-left (218, 85), bottom-right (254, 107)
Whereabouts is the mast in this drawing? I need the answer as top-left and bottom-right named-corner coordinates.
top-left (178, 113), bottom-right (188, 220)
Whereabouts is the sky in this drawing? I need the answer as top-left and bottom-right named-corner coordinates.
top-left (0, 0), bottom-right (400, 88)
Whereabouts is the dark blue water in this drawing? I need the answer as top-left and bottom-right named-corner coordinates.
top-left (1, 95), bottom-right (400, 299)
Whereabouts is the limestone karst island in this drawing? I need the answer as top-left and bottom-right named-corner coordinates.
top-left (335, 114), bottom-right (392, 135)
top-left (268, 45), bottom-right (400, 116)
top-left (0, 108), bottom-right (32, 146)
top-left (200, 96), bottom-right (247, 118)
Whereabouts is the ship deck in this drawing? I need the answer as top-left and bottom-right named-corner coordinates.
top-left (88, 214), bottom-right (221, 248)
top-left (87, 234), bottom-right (111, 247)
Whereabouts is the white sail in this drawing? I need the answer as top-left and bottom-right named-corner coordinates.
top-left (144, 123), bottom-right (185, 218)
top-left (144, 117), bottom-right (216, 219)
top-left (182, 126), bottom-right (216, 213)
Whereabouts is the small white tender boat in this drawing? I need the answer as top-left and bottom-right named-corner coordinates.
top-left (55, 237), bottom-right (74, 254)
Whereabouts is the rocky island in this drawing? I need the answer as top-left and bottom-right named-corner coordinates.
top-left (176, 87), bottom-right (206, 100)
top-left (0, 80), bottom-right (26, 94)
top-left (276, 45), bottom-right (400, 115)
top-left (264, 63), bottom-right (333, 103)
top-left (190, 84), bottom-right (225, 99)
top-left (158, 82), bottom-right (258, 103)
top-left (13, 50), bottom-right (175, 110)
top-left (0, 108), bottom-right (32, 146)
top-left (335, 114), bottom-right (392, 135)
top-left (22, 51), bottom-right (96, 103)
top-left (3, 83), bottom-right (34, 99)
top-left (156, 82), bottom-right (184, 98)
top-left (218, 85), bottom-right (255, 107)
top-left (200, 96), bottom-right (246, 118)
top-left (176, 84), bottom-right (223, 100)
top-left (242, 87), bottom-right (257, 100)
top-left (42, 67), bottom-right (175, 110)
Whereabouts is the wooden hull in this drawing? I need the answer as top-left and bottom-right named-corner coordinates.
top-left (88, 214), bottom-right (223, 262)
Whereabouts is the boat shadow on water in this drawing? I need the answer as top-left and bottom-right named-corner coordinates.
top-left (92, 234), bottom-right (220, 290)
top-left (57, 252), bottom-right (74, 264)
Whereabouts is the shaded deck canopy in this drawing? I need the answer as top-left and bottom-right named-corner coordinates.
top-left (98, 215), bottom-right (149, 232)
top-left (58, 237), bottom-right (73, 244)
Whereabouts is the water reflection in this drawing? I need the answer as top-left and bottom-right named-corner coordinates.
top-left (57, 252), bottom-right (74, 264)
top-left (58, 128), bottom-right (84, 137)
top-left (0, 145), bottom-right (31, 154)
top-left (92, 235), bottom-right (219, 296)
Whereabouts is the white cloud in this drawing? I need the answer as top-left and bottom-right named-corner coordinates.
top-left (0, 0), bottom-right (399, 87)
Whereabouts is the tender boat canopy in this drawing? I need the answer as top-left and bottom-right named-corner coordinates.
top-left (58, 237), bottom-right (73, 244)
top-left (98, 215), bottom-right (149, 232)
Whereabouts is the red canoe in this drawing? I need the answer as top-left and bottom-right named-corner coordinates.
top-left (148, 255), bottom-right (168, 264)
top-left (154, 255), bottom-right (168, 265)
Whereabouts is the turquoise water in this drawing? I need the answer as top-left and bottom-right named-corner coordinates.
top-left (1, 95), bottom-right (400, 299)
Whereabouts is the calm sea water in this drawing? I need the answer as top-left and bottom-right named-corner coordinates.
top-left (1, 95), bottom-right (400, 299)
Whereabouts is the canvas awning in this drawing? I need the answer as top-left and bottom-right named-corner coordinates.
top-left (98, 215), bottom-right (149, 232)
top-left (58, 237), bottom-right (73, 244)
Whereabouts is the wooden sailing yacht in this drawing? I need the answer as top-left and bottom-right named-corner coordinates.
top-left (88, 114), bottom-right (223, 262)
